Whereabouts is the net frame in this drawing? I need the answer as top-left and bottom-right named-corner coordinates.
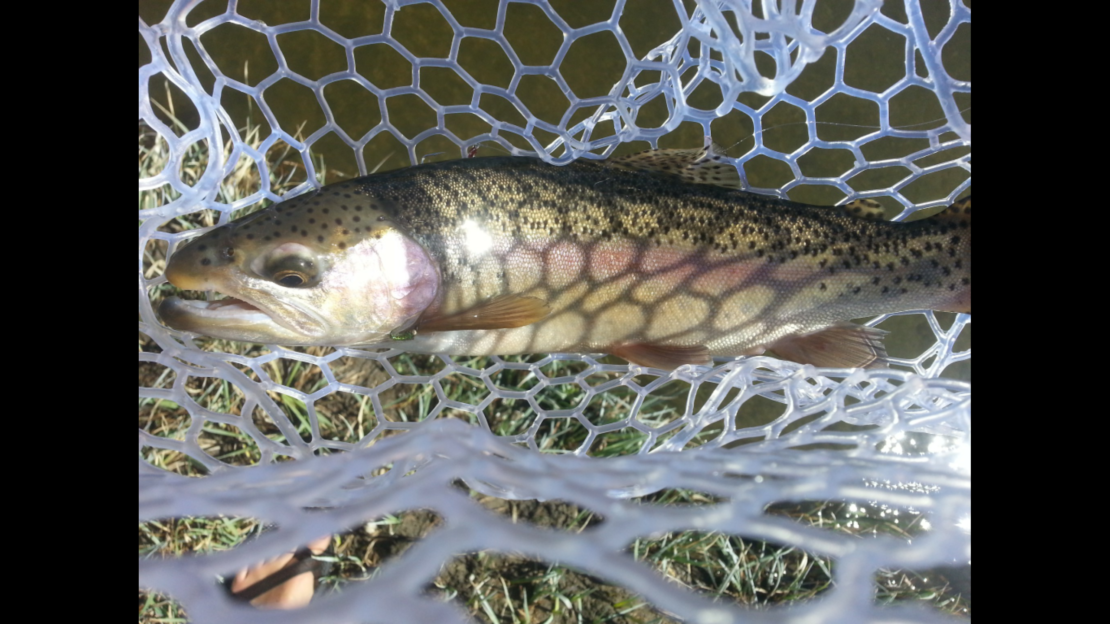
top-left (139, 1), bottom-right (970, 621)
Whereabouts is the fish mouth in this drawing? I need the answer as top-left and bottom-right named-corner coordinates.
top-left (160, 245), bottom-right (329, 342)
top-left (157, 294), bottom-right (318, 344)
top-left (159, 295), bottom-right (271, 323)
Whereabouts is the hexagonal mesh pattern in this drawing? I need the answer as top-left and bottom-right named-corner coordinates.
top-left (139, 1), bottom-right (970, 622)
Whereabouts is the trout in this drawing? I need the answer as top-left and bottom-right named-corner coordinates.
top-left (158, 149), bottom-right (971, 369)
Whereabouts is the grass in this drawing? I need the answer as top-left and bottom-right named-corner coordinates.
top-left (138, 106), bottom-right (969, 622)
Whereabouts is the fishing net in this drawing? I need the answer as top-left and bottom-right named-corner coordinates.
top-left (139, 1), bottom-right (970, 622)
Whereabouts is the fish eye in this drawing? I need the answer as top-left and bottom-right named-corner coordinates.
top-left (275, 272), bottom-right (307, 287)
top-left (265, 255), bottom-right (317, 288)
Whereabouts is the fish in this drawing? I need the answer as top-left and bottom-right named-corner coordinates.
top-left (158, 148), bottom-right (970, 370)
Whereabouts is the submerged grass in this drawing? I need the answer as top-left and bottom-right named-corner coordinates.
top-left (138, 109), bottom-right (969, 622)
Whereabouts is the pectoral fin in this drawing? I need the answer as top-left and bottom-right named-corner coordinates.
top-left (609, 343), bottom-right (712, 370)
top-left (417, 294), bottom-right (550, 332)
top-left (768, 323), bottom-right (888, 369)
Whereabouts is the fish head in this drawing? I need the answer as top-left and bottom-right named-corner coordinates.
top-left (159, 201), bottom-right (439, 346)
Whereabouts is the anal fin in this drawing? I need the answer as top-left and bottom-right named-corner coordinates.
top-left (418, 294), bottom-right (550, 332)
top-left (609, 343), bottom-right (711, 370)
top-left (768, 323), bottom-right (888, 369)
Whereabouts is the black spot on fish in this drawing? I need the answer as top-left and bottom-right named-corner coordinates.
top-left (819, 282), bottom-right (826, 291)
top-left (338, 242), bottom-right (347, 249)
top-left (317, 235), bottom-right (325, 243)
top-left (353, 216), bottom-right (361, 223)
top-left (871, 277), bottom-right (880, 285)
top-left (197, 244), bottom-right (208, 251)
top-left (853, 287), bottom-right (861, 294)
top-left (335, 219), bottom-right (342, 225)
top-left (961, 277), bottom-right (970, 285)
top-left (309, 218), bottom-right (315, 224)
top-left (300, 230), bottom-right (307, 236)
top-left (200, 258), bottom-right (211, 266)
top-left (307, 208), bottom-right (314, 213)
top-left (246, 234), bottom-right (254, 240)
top-left (882, 286), bottom-right (889, 293)
top-left (342, 229), bottom-right (349, 235)
top-left (323, 208), bottom-right (330, 214)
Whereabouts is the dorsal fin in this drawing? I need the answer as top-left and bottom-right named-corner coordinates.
top-left (927, 197), bottom-right (971, 223)
top-left (608, 145), bottom-right (741, 190)
top-left (841, 198), bottom-right (885, 220)
top-left (417, 294), bottom-right (550, 333)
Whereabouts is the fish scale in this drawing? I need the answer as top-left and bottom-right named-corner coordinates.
top-left (159, 153), bottom-right (970, 369)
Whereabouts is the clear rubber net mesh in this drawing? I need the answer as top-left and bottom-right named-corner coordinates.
top-left (139, 1), bottom-right (970, 621)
